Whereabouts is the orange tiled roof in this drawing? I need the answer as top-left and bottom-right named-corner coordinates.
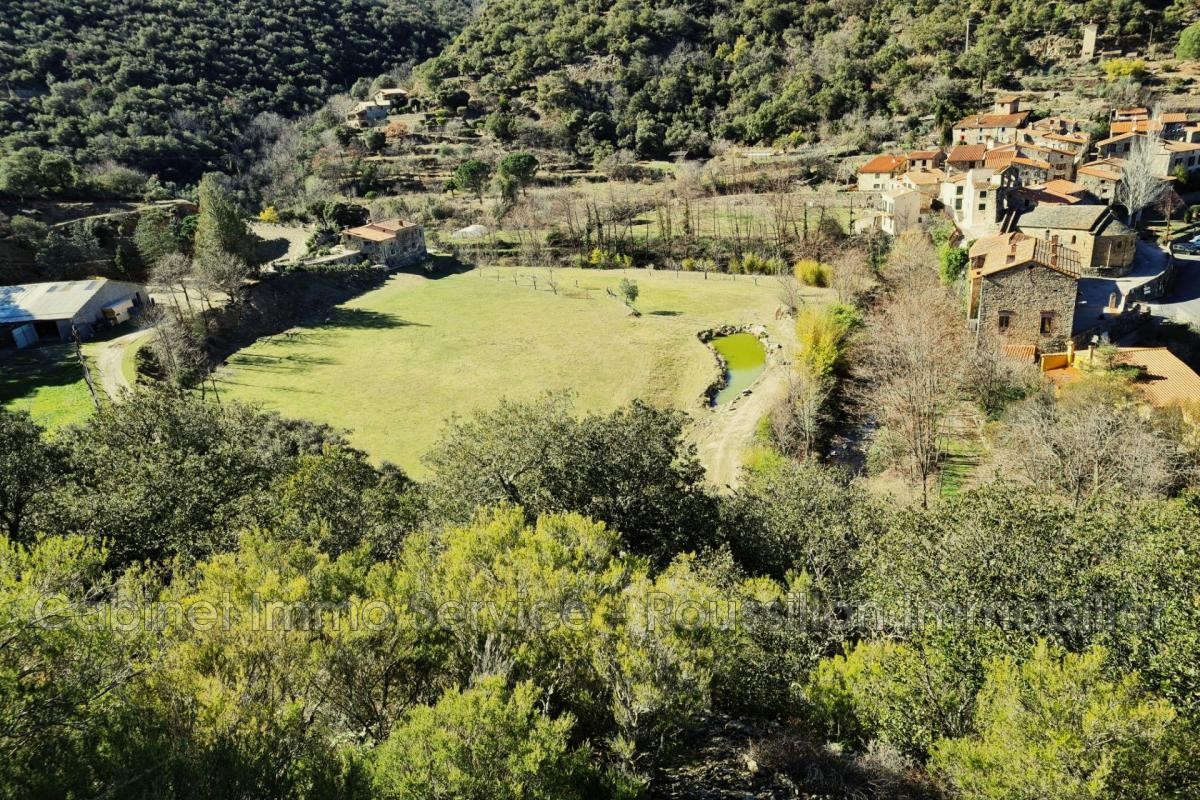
top-left (1001, 343), bottom-right (1038, 363)
top-left (344, 218), bottom-right (419, 242)
top-left (1041, 179), bottom-right (1087, 195)
top-left (948, 143), bottom-right (987, 162)
top-left (954, 111), bottom-right (1030, 129)
top-left (858, 154), bottom-right (907, 174)
top-left (1115, 348), bottom-right (1200, 407)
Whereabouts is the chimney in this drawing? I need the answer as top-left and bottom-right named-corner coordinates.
top-left (1067, 340), bottom-right (1075, 365)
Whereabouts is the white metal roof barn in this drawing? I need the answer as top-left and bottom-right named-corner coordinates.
top-left (0, 278), bottom-right (148, 347)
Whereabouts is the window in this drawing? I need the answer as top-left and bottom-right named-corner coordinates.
top-left (1040, 312), bottom-right (1056, 335)
top-left (956, 186), bottom-right (964, 195)
top-left (955, 199), bottom-right (963, 210)
top-left (998, 311), bottom-right (1013, 334)
top-left (978, 202), bottom-right (987, 211)
top-left (1070, 235), bottom-right (1077, 244)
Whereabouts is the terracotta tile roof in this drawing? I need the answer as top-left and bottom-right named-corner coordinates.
top-left (1078, 159), bottom-right (1124, 181)
top-left (1040, 179), bottom-right (1088, 195)
top-left (968, 232), bottom-right (1082, 278)
top-left (908, 149), bottom-right (943, 160)
top-left (1012, 156), bottom-right (1052, 171)
top-left (947, 143), bottom-right (986, 163)
top-left (954, 111), bottom-right (1030, 129)
top-left (1161, 140), bottom-right (1200, 153)
top-left (1001, 343), bottom-right (1038, 363)
top-left (344, 217), bottom-right (419, 242)
top-left (1097, 131), bottom-right (1137, 146)
top-left (903, 169), bottom-right (943, 185)
top-left (984, 148), bottom-right (1017, 169)
top-left (1115, 348), bottom-right (1200, 407)
top-left (858, 154), bottom-right (907, 174)
top-left (1042, 131), bottom-right (1090, 146)
top-left (1161, 112), bottom-right (1190, 123)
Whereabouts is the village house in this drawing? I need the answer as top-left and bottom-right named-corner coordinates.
top-left (900, 169), bottom-right (944, 205)
top-left (1015, 143), bottom-right (1076, 180)
top-left (907, 148), bottom-right (945, 170)
top-left (345, 101), bottom-right (390, 129)
top-left (856, 154), bottom-right (907, 191)
top-left (879, 188), bottom-right (924, 234)
top-left (342, 218), bottom-right (427, 267)
top-left (940, 167), bottom-right (1005, 236)
top-left (1016, 204), bottom-right (1137, 276)
top-left (1076, 158), bottom-right (1125, 201)
top-left (1096, 132), bottom-right (1137, 159)
top-left (0, 278), bottom-right (148, 348)
top-left (1155, 139), bottom-right (1200, 179)
top-left (946, 143), bottom-right (986, 174)
top-left (967, 232), bottom-right (1081, 353)
top-left (952, 96), bottom-right (1030, 146)
top-left (1009, 179), bottom-right (1095, 212)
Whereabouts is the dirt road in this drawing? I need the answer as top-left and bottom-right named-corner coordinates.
top-left (93, 329), bottom-right (149, 401)
top-left (691, 358), bottom-right (789, 491)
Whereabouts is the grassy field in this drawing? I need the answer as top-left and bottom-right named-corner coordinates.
top-left (0, 343), bottom-right (97, 430)
top-left (217, 266), bottom-right (811, 475)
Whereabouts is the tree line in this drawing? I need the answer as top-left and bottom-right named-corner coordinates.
top-left (3, 376), bottom-right (1200, 797)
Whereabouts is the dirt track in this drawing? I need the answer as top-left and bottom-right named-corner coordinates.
top-left (691, 319), bottom-right (795, 491)
top-left (93, 329), bottom-right (148, 402)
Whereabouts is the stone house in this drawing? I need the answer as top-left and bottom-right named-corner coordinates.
top-left (1015, 204), bottom-right (1137, 276)
top-left (345, 101), bottom-right (390, 129)
top-left (967, 233), bottom-right (1081, 353)
top-left (945, 143), bottom-right (986, 174)
top-left (1076, 158), bottom-right (1124, 201)
top-left (907, 149), bottom-right (945, 170)
top-left (342, 219), bottom-right (427, 267)
top-left (952, 97), bottom-right (1030, 146)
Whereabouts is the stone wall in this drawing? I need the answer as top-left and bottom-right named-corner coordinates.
top-left (976, 264), bottom-right (1078, 351)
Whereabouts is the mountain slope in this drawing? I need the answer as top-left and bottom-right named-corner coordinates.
top-left (0, 0), bottom-right (472, 185)
top-left (416, 0), bottom-right (1164, 158)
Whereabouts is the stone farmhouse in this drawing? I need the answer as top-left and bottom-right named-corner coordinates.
top-left (342, 218), bottom-right (427, 268)
top-left (967, 233), bottom-right (1081, 354)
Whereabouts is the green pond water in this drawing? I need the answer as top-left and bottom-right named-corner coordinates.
top-left (711, 332), bottom-right (766, 405)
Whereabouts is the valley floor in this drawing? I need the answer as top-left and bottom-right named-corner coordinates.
top-left (216, 266), bottom-right (826, 478)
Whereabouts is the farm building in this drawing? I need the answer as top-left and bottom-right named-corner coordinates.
top-left (0, 279), bottom-right (148, 348)
top-left (342, 219), bottom-right (427, 268)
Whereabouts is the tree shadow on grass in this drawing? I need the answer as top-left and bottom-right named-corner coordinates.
top-left (320, 308), bottom-right (429, 330)
top-left (647, 310), bottom-right (682, 316)
top-left (0, 345), bottom-right (81, 403)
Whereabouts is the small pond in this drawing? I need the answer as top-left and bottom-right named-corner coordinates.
top-left (710, 332), bottom-right (766, 406)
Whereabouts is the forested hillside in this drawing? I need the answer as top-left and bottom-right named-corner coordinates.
top-left (0, 0), bottom-right (471, 187)
top-left (417, 0), bottom-right (1165, 158)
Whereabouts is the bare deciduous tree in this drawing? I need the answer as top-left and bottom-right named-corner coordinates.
top-left (1117, 134), bottom-right (1169, 228)
top-left (859, 266), bottom-right (967, 507)
top-left (995, 378), bottom-right (1183, 506)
